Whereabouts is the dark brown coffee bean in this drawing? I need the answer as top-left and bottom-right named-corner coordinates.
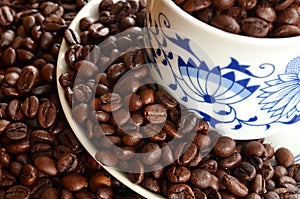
top-left (272, 24), bottom-right (300, 37)
top-left (223, 174), bottom-right (248, 197)
top-left (20, 164), bottom-right (38, 186)
top-left (7, 100), bottom-right (24, 121)
top-left (166, 165), bottom-right (191, 183)
top-left (237, 0), bottom-right (257, 9)
top-left (241, 17), bottom-right (269, 37)
top-left (43, 16), bottom-right (67, 31)
top-left (89, 23), bottom-right (110, 38)
top-left (243, 141), bottom-right (265, 157)
top-left (99, 93), bottom-right (122, 112)
top-left (75, 60), bottom-right (99, 78)
top-left (38, 101), bottom-right (57, 128)
top-left (140, 177), bottom-right (160, 193)
top-left (61, 173), bottom-right (88, 192)
top-left (275, 0), bottom-right (294, 10)
top-left (21, 96), bottom-right (39, 118)
top-left (219, 151), bottom-right (242, 169)
top-left (191, 168), bottom-right (212, 189)
top-left (95, 150), bottom-right (118, 167)
top-left (64, 28), bottom-right (81, 45)
top-left (2, 47), bottom-right (16, 67)
top-left (259, 160), bottom-right (274, 180)
top-left (0, 6), bottom-right (15, 26)
top-left (183, 0), bottom-right (212, 13)
top-left (250, 174), bottom-right (266, 194)
top-left (34, 156), bottom-right (58, 176)
top-left (288, 164), bottom-right (300, 182)
top-left (155, 90), bottom-right (178, 110)
top-left (264, 191), bottom-right (280, 199)
top-left (213, 0), bottom-right (235, 10)
top-left (57, 152), bottom-right (78, 173)
top-left (191, 134), bottom-right (209, 151)
top-left (40, 63), bottom-right (55, 83)
top-left (96, 186), bottom-right (113, 199)
top-left (5, 122), bottom-right (28, 141)
top-left (178, 111), bottom-right (198, 135)
top-left (140, 142), bottom-right (161, 165)
top-left (128, 160), bottom-right (145, 184)
top-left (234, 161), bottom-right (256, 182)
top-left (211, 14), bottom-right (241, 34)
top-left (144, 104), bottom-right (167, 124)
top-left (17, 49), bottom-right (35, 64)
top-left (0, 170), bottom-right (15, 187)
top-left (17, 66), bottom-right (40, 93)
top-left (256, 4), bottom-right (276, 23)
top-left (40, 187), bottom-right (60, 199)
top-left (6, 140), bottom-right (30, 154)
top-left (59, 129), bottom-right (83, 153)
top-left (168, 184), bottom-right (195, 199)
top-left (4, 185), bottom-right (30, 199)
top-left (275, 147), bottom-right (295, 168)
top-left (213, 136), bottom-right (236, 157)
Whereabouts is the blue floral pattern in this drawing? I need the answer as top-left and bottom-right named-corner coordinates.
top-left (144, 11), bottom-right (300, 131)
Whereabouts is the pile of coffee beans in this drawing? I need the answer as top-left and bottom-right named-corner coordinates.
top-left (0, 0), bottom-right (145, 198)
top-left (59, 0), bottom-right (300, 198)
top-left (173, 0), bottom-right (300, 37)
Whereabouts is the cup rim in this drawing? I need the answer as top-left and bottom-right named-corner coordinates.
top-left (165, 0), bottom-right (300, 46)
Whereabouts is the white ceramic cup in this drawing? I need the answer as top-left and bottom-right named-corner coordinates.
top-left (144, 0), bottom-right (300, 140)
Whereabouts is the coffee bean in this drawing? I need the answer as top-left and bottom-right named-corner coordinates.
top-left (38, 101), bottom-right (57, 128)
top-left (95, 150), bottom-right (118, 167)
top-left (61, 173), bottom-right (88, 192)
top-left (6, 140), bottom-right (30, 154)
top-left (213, 136), bottom-right (236, 157)
top-left (17, 66), bottom-right (40, 93)
top-left (275, 147), bottom-right (295, 168)
top-left (166, 165), bottom-right (191, 183)
top-left (34, 156), bottom-right (58, 176)
top-left (140, 142), bottom-right (161, 165)
top-left (168, 183), bottom-right (195, 199)
top-left (191, 168), bottom-right (212, 189)
top-left (75, 60), bottom-right (99, 78)
top-left (219, 151), bottom-right (242, 169)
top-left (211, 14), bottom-right (241, 34)
top-left (223, 174), bottom-right (249, 197)
top-left (57, 152), bottom-right (78, 173)
top-left (5, 122), bottom-right (28, 141)
top-left (20, 164), bottom-right (38, 186)
top-left (22, 96), bottom-right (39, 118)
top-left (64, 28), bottom-right (81, 45)
top-left (144, 104), bottom-right (167, 124)
top-left (140, 177), bottom-right (160, 193)
top-left (4, 185), bottom-right (30, 199)
top-left (234, 161), bottom-right (256, 182)
top-left (99, 93), bottom-right (122, 112)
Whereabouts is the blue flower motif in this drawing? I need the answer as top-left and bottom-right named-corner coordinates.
top-left (259, 73), bottom-right (300, 118)
top-left (177, 57), bottom-right (260, 105)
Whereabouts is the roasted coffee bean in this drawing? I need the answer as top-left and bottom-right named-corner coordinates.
top-left (190, 168), bottom-right (212, 189)
top-left (2, 47), bottom-right (16, 67)
top-left (17, 66), bottom-right (40, 93)
top-left (34, 156), bottom-right (58, 176)
top-left (144, 104), bottom-right (167, 124)
top-left (64, 28), bottom-right (81, 45)
top-left (241, 17), bottom-right (269, 37)
top-left (59, 129), bottom-right (82, 153)
top-left (0, 170), bottom-right (16, 187)
top-left (7, 100), bottom-right (24, 121)
top-left (5, 122), bottom-right (28, 141)
top-left (211, 14), bottom-right (241, 34)
top-left (22, 96), bottom-right (39, 118)
top-left (234, 161), bottom-right (256, 182)
top-left (4, 185), bottom-right (30, 199)
top-left (95, 150), bottom-right (118, 167)
top-left (38, 101), bottom-right (57, 128)
top-left (243, 141), bottom-right (265, 157)
top-left (259, 160), bottom-right (274, 180)
top-left (140, 176), bottom-right (160, 193)
top-left (75, 60), bottom-right (99, 77)
top-left (166, 165), bottom-right (191, 183)
top-left (61, 173), bottom-right (88, 192)
top-left (57, 152), bottom-right (78, 173)
top-left (128, 160), bottom-right (145, 184)
top-left (250, 174), bottom-right (266, 194)
top-left (213, 136), bottom-right (236, 157)
top-left (99, 93), bottom-right (122, 112)
top-left (223, 174), bottom-right (248, 197)
top-left (275, 147), bottom-right (295, 168)
top-left (140, 142), bottom-right (161, 165)
top-left (168, 183), bottom-right (195, 199)
top-left (6, 140), bottom-right (30, 154)
top-left (43, 16), bottom-right (67, 31)
top-left (219, 151), bottom-right (242, 169)
top-left (20, 164), bottom-right (38, 186)
top-left (155, 90), bottom-right (178, 110)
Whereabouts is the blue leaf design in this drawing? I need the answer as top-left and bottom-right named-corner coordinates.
top-left (248, 116), bottom-right (258, 122)
top-left (222, 72), bottom-right (235, 82)
top-left (236, 79), bottom-right (250, 87)
top-left (246, 85), bottom-right (260, 93)
top-left (234, 124), bottom-right (242, 130)
top-left (225, 58), bottom-right (257, 77)
top-left (199, 61), bottom-right (209, 72)
top-left (178, 56), bottom-right (187, 67)
top-left (162, 59), bottom-right (168, 66)
top-left (187, 58), bottom-right (197, 68)
top-left (217, 110), bottom-right (230, 115)
top-left (169, 84), bottom-right (177, 90)
top-left (182, 96), bottom-right (188, 102)
top-left (168, 52), bottom-right (173, 59)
